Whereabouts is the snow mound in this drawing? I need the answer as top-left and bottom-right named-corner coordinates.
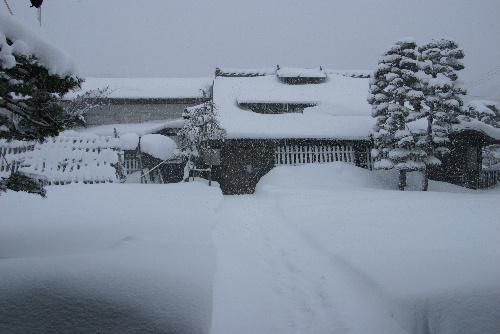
top-left (119, 133), bottom-right (139, 150)
top-left (140, 134), bottom-right (177, 160)
top-left (0, 13), bottom-right (76, 75)
top-left (256, 162), bottom-right (461, 192)
top-left (256, 163), bottom-right (387, 192)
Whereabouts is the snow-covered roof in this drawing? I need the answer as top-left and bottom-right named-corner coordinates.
top-left (408, 118), bottom-right (500, 141)
top-left (65, 77), bottom-right (213, 100)
top-left (0, 13), bottom-right (76, 76)
top-left (77, 119), bottom-right (185, 137)
top-left (215, 67), bottom-right (275, 77)
top-left (468, 100), bottom-right (499, 116)
top-left (213, 69), bottom-right (375, 139)
top-left (276, 67), bottom-right (327, 79)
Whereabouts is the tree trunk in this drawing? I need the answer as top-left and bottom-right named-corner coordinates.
top-left (399, 170), bottom-right (407, 191)
top-left (422, 114), bottom-right (433, 191)
top-left (422, 168), bottom-right (429, 191)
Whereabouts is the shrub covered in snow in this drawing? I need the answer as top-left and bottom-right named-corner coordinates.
top-left (177, 99), bottom-right (226, 179)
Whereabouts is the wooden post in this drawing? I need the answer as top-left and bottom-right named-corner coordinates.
top-left (209, 164), bottom-right (212, 186)
top-left (399, 170), bottom-right (406, 191)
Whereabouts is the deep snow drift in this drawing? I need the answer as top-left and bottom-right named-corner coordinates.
top-left (0, 163), bottom-right (499, 334)
top-left (0, 182), bottom-right (221, 334)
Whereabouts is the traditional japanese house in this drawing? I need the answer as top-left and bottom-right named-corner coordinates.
top-left (209, 66), bottom-right (500, 194)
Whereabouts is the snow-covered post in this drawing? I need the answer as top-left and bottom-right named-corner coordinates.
top-left (418, 39), bottom-right (467, 190)
top-left (368, 39), bottom-right (425, 191)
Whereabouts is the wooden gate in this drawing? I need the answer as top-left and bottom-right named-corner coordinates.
top-left (274, 144), bottom-right (356, 166)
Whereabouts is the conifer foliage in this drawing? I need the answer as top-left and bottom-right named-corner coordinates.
top-left (368, 39), bottom-right (426, 190)
top-left (368, 38), bottom-right (469, 191)
top-left (418, 39), bottom-right (466, 190)
top-left (1, 31), bottom-right (83, 196)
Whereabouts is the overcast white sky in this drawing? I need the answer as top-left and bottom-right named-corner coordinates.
top-left (4, 0), bottom-right (500, 100)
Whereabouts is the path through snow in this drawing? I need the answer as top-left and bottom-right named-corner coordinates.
top-left (210, 195), bottom-right (406, 334)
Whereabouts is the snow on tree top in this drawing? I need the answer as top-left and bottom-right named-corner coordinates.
top-left (65, 77), bottom-right (213, 100)
top-left (0, 13), bottom-right (76, 76)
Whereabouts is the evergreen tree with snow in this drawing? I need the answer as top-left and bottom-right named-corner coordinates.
top-left (418, 39), bottom-right (467, 190)
top-left (368, 39), bottom-right (426, 190)
top-left (0, 15), bottom-right (83, 196)
top-left (177, 96), bottom-right (226, 181)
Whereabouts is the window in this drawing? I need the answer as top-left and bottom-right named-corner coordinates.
top-left (238, 102), bottom-right (316, 114)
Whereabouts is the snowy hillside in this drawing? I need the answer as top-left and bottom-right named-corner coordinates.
top-left (0, 163), bottom-right (498, 333)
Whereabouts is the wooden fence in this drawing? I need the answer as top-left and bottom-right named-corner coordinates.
top-left (0, 136), bottom-right (121, 185)
top-left (275, 144), bottom-right (356, 166)
top-left (123, 155), bottom-right (142, 175)
top-left (479, 169), bottom-right (499, 188)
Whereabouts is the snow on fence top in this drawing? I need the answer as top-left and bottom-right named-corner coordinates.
top-left (0, 132), bottom-right (121, 184)
top-left (0, 13), bottom-right (76, 75)
top-left (213, 69), bottom-right (375, 139)
top-left (65, 77), bottom-right (213, 100)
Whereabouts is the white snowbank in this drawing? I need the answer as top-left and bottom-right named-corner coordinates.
top-left (119, 133), bottom-right (139, 150)
top-left (1, 162), bottom-right (498, 334)
top-left (140, 134), bottom-right (177, 160)
top-left (0, 13), bottom-right (76, 75)
top-left (0, 183), bottom-right (222, 333)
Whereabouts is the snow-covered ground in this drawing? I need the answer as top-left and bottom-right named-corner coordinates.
top-left (1, 163), bottom-right (499, 333)
top-left (0, 182), bottom-right (221, 333)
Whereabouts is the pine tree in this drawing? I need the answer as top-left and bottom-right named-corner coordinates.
top-left (177, 97), bottom-right (226, 181)
top-left (368, 39), bottom-right (426, 190)
top-left (1, 32), bottom-right (82, 196)
top-left (418, 39), bottom-right (467, 190)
